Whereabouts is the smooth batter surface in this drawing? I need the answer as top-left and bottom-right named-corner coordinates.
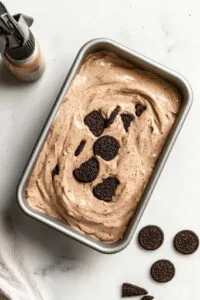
top-left (26, 51), bottom-right (180, 242)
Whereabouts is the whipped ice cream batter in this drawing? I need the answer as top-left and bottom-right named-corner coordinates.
top-left (26, 51), bottom-right (180, 242)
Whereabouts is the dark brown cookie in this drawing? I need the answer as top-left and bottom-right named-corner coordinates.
top-left (121, 113), bottom-right (134, 132)
top-left (122, 283), bottom-right (148, 297)
top-left (84, 110), bottom-right (105, 137)
top-left (174, 230), bottom-right (199, 255)
top-left (93, 135), bottom-right (120, 161)
top-left (93, 177), bottom-right (119, 201)
top-left (138, 225), bottom-right (164, 251)
top-left (52, 164), bottom-right (59, 178)
top-left (73, 157), bottom-right (99, 183)
top-left (141, 296), bottom-right (154, 300)
top-left (150, 259), bottom-right (175, 283)
top-left (105, 106), bottom-right (120, 128)
top-left (74, 140), bottom-right (86, 156)
top-left (135, 103), bottom-right (147, 117)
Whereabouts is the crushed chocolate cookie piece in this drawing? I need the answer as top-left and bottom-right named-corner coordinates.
top-left (141, 296), bottom-right (154, 300)
top-left (150, 259), bottom-right (175, 283)
top-left (93, 135), bottom-right (120, 161)
top-left (174, 230), bottom-right (199, 255)
top-left (52, 164), bottom-right (60, 178)
top-left (138, 225), bottom-right (164, 251)
top-left (135, 103), bottom-right (147, 117)
top-left (74, 140), bottom-right (86, 156)
top-left (122, 283), bottom-right (148, 297)
top-left (121, 113), bottom-right (134, 132)
top-left (84, 110), bottom-right (105, 137)
top-left (73, 157), bottom-right (99, 183)
top-left (105, 106), bottom-right (120, 128)
top-left (93, 177), bottom-right (119, 201)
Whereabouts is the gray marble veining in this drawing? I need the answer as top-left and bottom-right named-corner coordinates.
top-left (34, 256), bottom-right (77, 277)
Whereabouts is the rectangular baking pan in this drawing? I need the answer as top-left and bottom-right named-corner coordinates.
top-left (17, 38), bottom-right (192, 254)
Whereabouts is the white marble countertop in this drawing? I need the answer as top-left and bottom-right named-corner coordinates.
top-left (0, 0), bottom-right (199, 299)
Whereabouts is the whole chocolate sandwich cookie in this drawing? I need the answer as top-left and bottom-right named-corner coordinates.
top-left (174, 230), bottom-right (199, 255)
top-left (150, 259), bottom-right (175, 283)
top-left (138, 225), bottom-right (164, 250)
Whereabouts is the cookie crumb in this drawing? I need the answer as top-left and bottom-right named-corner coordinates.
top-left (52, 164), bottom-right (60, 178)
top-left (74, 140), bottom-right (86, 156)
top-left (135, 104), bottom-right (147, 117)
top-left (105, 106), bottom-right (120, 128)
top-left (121, 113), bottom-right (134, 132)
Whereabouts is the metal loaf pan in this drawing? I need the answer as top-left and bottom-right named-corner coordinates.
top-left (17, 38), bottom-right (192, 254)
